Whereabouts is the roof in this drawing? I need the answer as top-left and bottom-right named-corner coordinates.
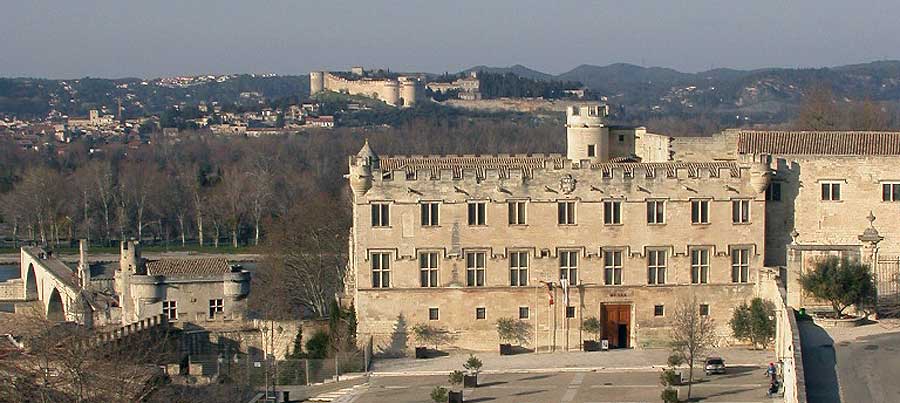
top-left (736, 130), bottom-right (900, 156)
top-left (145, 258), bottom-right (232, 277)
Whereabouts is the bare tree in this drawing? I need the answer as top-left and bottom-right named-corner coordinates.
top-left (794, 84), bottom-right (840, 130)
top-left (670, 294), bottom-right (718, 401)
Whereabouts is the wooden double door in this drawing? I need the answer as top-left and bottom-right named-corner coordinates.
top-left (601, 304), bottom-right (631, 349)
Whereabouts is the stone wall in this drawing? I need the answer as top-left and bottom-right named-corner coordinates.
top-left (670, 131), bottom-right (740, 162)
top-left (759, 272), bottom-right (807, 403)
top-left (0, 279), bottom-right (22, 300)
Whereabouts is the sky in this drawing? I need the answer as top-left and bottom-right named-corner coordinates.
top-left (3, 0), bottom-right (900, 79)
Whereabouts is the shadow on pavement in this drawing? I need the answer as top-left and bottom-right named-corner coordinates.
top-left (799, 321), bottom-right (841, 403)
top-left (466, 398), bottom-right (495, 403)
top-left (478, 381), bottom-right (507, 387)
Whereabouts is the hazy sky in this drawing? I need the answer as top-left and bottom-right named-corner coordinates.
top-left (3, 0), bottom-right (900, 78)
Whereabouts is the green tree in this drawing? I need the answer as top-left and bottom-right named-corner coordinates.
top-left (730, 298), bottom-right (776, 349)
top-left (799, 256), bottom-right (875, 316)
top-left (289, 327), bottom-right (303, 359)
top-left (305, 331), bottom-right (330, 359)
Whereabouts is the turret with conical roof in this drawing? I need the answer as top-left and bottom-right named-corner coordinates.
top-left (348, 140), bottom-right (377, 196)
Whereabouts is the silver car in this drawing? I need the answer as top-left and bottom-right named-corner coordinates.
top-left (704, 357), bottom-right (726, 375)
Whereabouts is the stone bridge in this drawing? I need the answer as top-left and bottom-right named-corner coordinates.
top-left (0, 246), bottom-right (90, 324)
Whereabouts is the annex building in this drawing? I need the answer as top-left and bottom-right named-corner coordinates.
top-left (345, 104), bottom-right (778, 353)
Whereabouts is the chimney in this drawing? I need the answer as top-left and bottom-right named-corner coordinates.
top-left (78, 239), bottom-right (90, 289)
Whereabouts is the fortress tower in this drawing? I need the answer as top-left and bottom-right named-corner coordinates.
top-left (399, 77), bottom-right (418, 107)
top-left (309, 71), bottom-right (325, 95)
top-left (566, 103), bottom-right (610, 163)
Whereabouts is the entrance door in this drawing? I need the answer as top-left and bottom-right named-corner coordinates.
top-left (602, 304), bottom-right (631, 348)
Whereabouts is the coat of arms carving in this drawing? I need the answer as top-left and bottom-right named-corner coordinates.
top-left (559, 174), bottom-right (577, 194)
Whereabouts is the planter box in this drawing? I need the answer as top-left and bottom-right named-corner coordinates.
top-left (464, 374), bottom-right (478, 388)
top-left (415, 347), bottom-right (428, 359)
top-left (499, 344), bottom-right (513, 355)
top-left (448, 390), bottom-right (463, 403)
top-left (812, 315), bottom-right (866, 328)
top-left (583, 340), bottom-right (601, 351)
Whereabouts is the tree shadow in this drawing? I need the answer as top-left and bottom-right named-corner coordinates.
top-left (518, 374), bottom-right (552, 381)
top-left (466, 398), bottom-right (495, 403)
top-left (513, 389), bottom-right (546, 396)
top-left (478, 381), bottom-right (507, 387)
top-left (383, 313), bottom-right (408, 358)
top-left (798, 321), bottom-right (841, 403)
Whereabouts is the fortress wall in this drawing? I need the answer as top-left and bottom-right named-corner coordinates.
top-left (323, 73), bottom-right (401, 106)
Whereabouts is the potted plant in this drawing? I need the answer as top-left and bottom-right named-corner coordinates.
top-left (582, 316), bottom-right (602, 351)
top-left (496, 317), bottom-right (530, 355)
top-left (462, 354), bottom-right (482, 388)
top-left (412, 323), bottom-right (449, 359)
top-left (448, 370), bottom-right (465, 403)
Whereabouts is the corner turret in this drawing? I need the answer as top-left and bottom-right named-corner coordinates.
top-left (348, 140), bottom-right (378, 197)
top-left (566, 103), bottom-right (610, 163)
top-left (749, 155), bottom-right (772, 194)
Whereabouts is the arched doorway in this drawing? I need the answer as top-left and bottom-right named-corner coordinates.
top-left (47, 288), bottom-right (65, 322)
top-left (25, 264), bottom-right (37, 300)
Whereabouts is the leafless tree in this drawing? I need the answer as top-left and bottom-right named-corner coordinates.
top-left (669, 294), bottom-right (718, 401)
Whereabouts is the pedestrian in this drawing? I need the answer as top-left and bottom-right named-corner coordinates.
top-left (767, 362), bottom-right (777, 381)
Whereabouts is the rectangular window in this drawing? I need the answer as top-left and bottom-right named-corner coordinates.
top-left (731, 199), bottom-right (750, 224)
top-left (208, 299), bottom-right (224, 319)
top-left (654, 305), bottom-right (665, 317)
top-left (691, 199), bottom-right (710, 224)
top-left (731, 248), bottom-right (751, 283)
top-left (162, 300), bottom-right (177, 321)
top-left (559, 250), bottom-right (578, 284)
top-left (419, 252), bottom-right (439, 288)
top-left (508, 201), bottom-right (527, 225)
top-left (371, 252), bottom-right (391, 288)
top-left (557, 201), bottom-right (576, 225)
top-left (691, 248), bottom-right (710, 284)
top-left (475, 307), bottom-right (486, 320)
top-left (646, 200), bottom-right (665, 224)
top-left (882, 183), bottom-right (900, 202)
top-left (509, 251), bottom-right (528, 287)
top-left (428, 308), bottom-right (439, 321)
top-left (821, 182), bottom-right (842, 201)
top-left (466, 251), bottom-right (486, 287)
top-left (766, 183), bottom-right (782, 202)
top-left (647, 249), bottom-right (667, 285)
top-left (566, 306), bottom-right (576, 318)
top-left (604, 200), bottom-right (622, 225)
top-left (519, 306), bottom-right (530, 320)
top-left (420, 202), bottom-right (439, 226)
top-left (603, 250), bottom-right (623, 285)
top-left (371, 203), bottom-right (390, 227)
top-left (587, 144), bottom-right (596, 157)
top-left (468, 202), bottom-right (486, 226)
top-left (700, 304), bottom-right (710, 316)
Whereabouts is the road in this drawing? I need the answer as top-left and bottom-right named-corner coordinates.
top-left (318, 367), bottom-right (776, 403)
top-left (834, 331), bottom-right (900, 403)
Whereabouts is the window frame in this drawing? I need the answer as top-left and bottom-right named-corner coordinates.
top-left (821, 181), bottom-right (842, 202)
top-left (162, 300), bottom-right (178, 321)
top-left (519, 306), bottom-right (530, 320)
top-left (557, 200), bottom-right (577, 225)
top-left (700, 304), bottom-right (710, 316)
top-left (654, 305), bottom-right (665, 317)
top-left (465, 251), bottom-right (486, 287)
top-left (766, 182), bottom-right (782, 202)
top-left (475, 307), bottom-right (486, 320)
top-left (371, 252), bottom-right (391, 288)
top-left (208, 298), bottom-right (224, 319)
top-left (603, 249), bottom-right (623, 286)
top-left (467, 201), bottom-right (487, 226)
top-left (559, 250), bottom-right (579, 284)
top-left (731, 247), bottom-right (751, 283)
top-left (691, 199), bottom-right (710, 225)
top-left (646, 199), bottom-right (666, 225)
top-left (647, 249), bottom-right (667, 285)
top-left (565, 306), bottom-right (576, 318)
top-left (508, 200), bottom-right (527, 225)
top-left (509, 251), bottom-right (529, 287)
top-left (419, 251), bottom-right (439, 288)
top-left (882, 182), bottom-right (900, 202)
top-left (428, 307), bottom-right (440, 321)
top-left (604, 200), bottom-right (623, 225)
top-left (690, 248), bottom-right (710, 284)
top-left (371, 203), bottom-right (390, 227)
top-left (420, 202), bottom-right (440, 227)
top-left (731, 199), bottom-right (751, 224)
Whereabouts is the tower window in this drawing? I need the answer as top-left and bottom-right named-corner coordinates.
top-left (604, 200), bottom-right (622, 225)
top-left (557, 201), bottom-right (576, 225)
top-left (587, 144), bottom-right (596, 157)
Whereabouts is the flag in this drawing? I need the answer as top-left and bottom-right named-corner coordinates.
top-left (560, 279), bottom-right (569, 307)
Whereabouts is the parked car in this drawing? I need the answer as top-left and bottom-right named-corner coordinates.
top-left (704, 357), bottom-right (726, 375)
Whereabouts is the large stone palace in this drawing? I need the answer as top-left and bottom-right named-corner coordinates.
top-left (345, 103), bottom-right (900, 354)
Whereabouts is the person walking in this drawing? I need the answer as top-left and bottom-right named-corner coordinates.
top-left (767, 362), bottom-right (777, 382)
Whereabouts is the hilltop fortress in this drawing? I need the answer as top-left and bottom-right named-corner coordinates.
top-left (310, 66), bottom-right (423, 107)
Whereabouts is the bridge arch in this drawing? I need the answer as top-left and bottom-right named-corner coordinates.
top-left (46, 288), bottom-right (65, 322)
top-left (25, 263), bottom-right (37, 300)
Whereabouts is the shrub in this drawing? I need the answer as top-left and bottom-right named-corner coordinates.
top-left (496, 317), bottom-right (531, 345)
top-left (661, 388), bottom-right (679, 403)
top-left (305, 330), bottom-right (330, 359)
top-left (660, 368), bottom-right (680, 387)
top-left (430, 386), bottom-right (448, 403)
top-left (799, 256), bottom-right (875, 316)
top-left (448, 370), bottom-right (465, 386)
top-left (582, 317), bottom-right (602, 340)
top-left (730, 298), bottom-right (776, 349)
top-left (463, 354), bottom-right (483, 374)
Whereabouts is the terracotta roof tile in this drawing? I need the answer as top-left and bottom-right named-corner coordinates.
top-left (145, 258), bottom-right (231, 277)
top-left (737, 131), bottom-right (900, 155)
